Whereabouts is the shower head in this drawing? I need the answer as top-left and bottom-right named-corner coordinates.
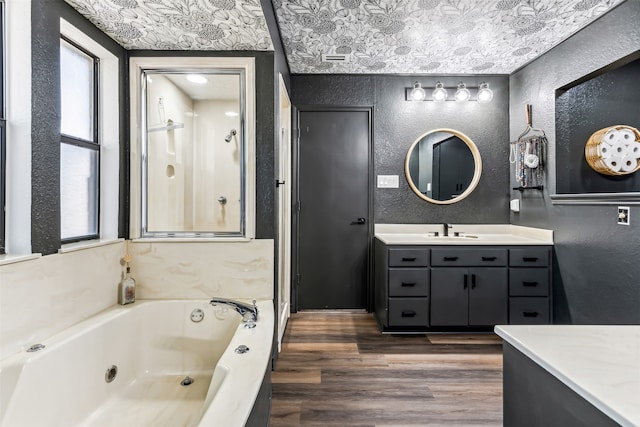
top-left (225, 129), bottom-right (237, 143)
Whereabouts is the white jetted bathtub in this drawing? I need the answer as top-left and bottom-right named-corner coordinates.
top-left (0, 299), bottom-right (273, 427)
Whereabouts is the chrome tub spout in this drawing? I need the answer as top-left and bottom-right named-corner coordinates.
top-left (210, 298), bottom-right (258, 322)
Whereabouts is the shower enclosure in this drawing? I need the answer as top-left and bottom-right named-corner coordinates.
top-left (138, 68), bottom-right (248, 238)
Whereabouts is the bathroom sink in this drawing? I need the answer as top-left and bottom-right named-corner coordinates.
top-left (432, 234), bottom-right (478, 241)
top-left (376, 233), bottom-right (479, 243)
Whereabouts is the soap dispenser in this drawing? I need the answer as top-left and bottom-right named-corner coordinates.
top-left (118, 251), bottom-right (136, 305)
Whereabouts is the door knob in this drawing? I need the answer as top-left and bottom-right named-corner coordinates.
top-left (354, 218), bottom-right (366, 224)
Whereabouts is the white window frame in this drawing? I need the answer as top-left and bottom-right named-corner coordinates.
top-left (3, 0), bottom-right (32, 257)
top-left (59, 19), bottom-right (119, 252)
top-left (128, 56), bottom-right (256, 241)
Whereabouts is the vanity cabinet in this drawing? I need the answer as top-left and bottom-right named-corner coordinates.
top-left (430, 248), bottom-right (508, 326)
top-left (374, 242), bottom-right (430, 329)
top-left (431, 267), bottom-right (508, 326)
top-left (508, 247), bottom-right (551, 324)
top-left (374, 240), bottom-right (552, 332)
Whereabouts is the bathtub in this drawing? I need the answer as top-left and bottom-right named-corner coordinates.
top-left (0, 299), bottom-right (273, 427)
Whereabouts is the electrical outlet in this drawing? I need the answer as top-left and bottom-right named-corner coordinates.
top-left (618, 206), bottom-right (630, 226)
top-left (377, 175), bottom-right (399, 188)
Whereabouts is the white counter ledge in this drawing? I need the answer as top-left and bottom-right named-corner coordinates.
top-left (375, 224), bottom-right (553, 245)
top-left (495, 325), bottom-right (640, 426)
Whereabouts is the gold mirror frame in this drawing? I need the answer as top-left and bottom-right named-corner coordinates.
top-left (404, 128), bottom-right (482, 205)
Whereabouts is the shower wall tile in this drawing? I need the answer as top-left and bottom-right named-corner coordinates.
top-left (128, 239), bottom-right (274, 301)
top-left (0, 241), bottom-right (125, 359)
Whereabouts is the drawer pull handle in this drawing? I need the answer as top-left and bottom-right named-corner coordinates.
top-left (523, 311), bottom-right (539, 317)
top-left (401, 310), bottom-right (417, 317)
top-left (523, 281), bottom-right (538, 287)
top-left (401, 282), bottom-right (416, 287)
top-left (482, 256), bottom-right (497, 261)
top-left (402, 257), bottom-right (417, 262)
top-left (523, 257), bottom-right (539, 262)
top-left (444, 256), bottom-right (458, 261)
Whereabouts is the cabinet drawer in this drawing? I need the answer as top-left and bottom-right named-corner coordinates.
top-left (509, 297), bottom-right (550, 324)
top-left (389, 298), bottom-right (429, 327)
top-left (389, 269), bottom-right (429, 297)
top-left (389, 248), bottom-right (429, 267)
top-left (509, 269), bottom-right (549, 297)
top-left (431, 248), bottom-right (507, 267)
top-left (509, 248), bottom-right (550, 267)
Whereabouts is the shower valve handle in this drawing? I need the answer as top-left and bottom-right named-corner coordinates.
top-left (218, 196), bottom-right (227, 205)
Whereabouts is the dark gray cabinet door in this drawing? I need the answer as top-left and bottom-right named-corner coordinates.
top-left (468, 268), bottom-right (508, 325)
top-left (430, 268), bottom-right (469, 325)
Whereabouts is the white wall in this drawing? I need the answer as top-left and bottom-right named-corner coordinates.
top-left (0, 242), bottom-right (126, 359)
top-left (146, 75), bottom-right (193, 232)
top-left (193, 99), bottom-right (241, 232)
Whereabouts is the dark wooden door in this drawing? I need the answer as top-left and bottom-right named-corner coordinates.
top-left (297, 110), bottom-right (370, 309)
top-left (433, 137), bottom-right (475, 200)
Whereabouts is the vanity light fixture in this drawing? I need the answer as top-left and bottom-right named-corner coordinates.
top-left (410, 81), bottom-right (426, 101)
top-left (432, 81), bottom-right (448, 102)
top-left (477, 81), bottom-right (494, 103)
top-left (404, 81), bottom-right (493, 103)
top-left (455, 82), bottom-right (471, 102)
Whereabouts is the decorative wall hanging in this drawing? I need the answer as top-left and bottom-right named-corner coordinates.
top-left (511, 104), bottom-right (547, 191)
top-left (585, 125), bottom-right (640, 176)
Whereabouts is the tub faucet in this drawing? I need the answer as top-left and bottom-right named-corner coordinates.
top-left (210, 298), bottom-right (258, 322)
top-left (443, 223), bottom-right (452, 237)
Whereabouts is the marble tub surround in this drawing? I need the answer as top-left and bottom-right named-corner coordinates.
top-left (374, 224), bottom-right (553, 245)
top-left (496, 325), bottom-right (640, 426)
top-left (128, 240), bottom-right (274, 300)
top-left (0, 240), bottom-right (126, 360)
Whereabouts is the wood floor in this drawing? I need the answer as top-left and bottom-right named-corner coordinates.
top-left (270, 311), bottom-right (503, 427)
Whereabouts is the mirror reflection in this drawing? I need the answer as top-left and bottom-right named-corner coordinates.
top-left (405, 129), bottom-right (482, 204)
top-left (143, 70), bottom-right (244, 236)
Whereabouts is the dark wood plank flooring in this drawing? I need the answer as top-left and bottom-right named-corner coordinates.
top-left (270, 311), bottom-right (503, 427)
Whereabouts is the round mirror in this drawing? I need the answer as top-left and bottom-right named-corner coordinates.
top-left (405, 128), bottom-right (482, 204)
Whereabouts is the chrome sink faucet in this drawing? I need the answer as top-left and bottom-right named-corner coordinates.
top-left (443, 223), bottom-right (452, 237)
top-left (210, 298), bottom-right (258, 322)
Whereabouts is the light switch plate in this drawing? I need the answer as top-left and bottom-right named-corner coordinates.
top-left (618, 206), bottom-right (630, 225)
top-left (377, 175), bottom-right (399, 188)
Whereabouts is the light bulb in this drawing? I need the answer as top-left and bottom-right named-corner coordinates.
top-left (455, 82), bottom-right (470, 102)
top-left (432, 81), bottom-right (448, 102)
top-left (186, 74), bottom-right (208, 84)
top-left (410, 82), bottom-right (426, 101)
top-left (477, 81), bottom-right (493, 103)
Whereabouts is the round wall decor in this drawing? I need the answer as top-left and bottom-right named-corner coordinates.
top-left (585, 125), bottom-right (640, 175)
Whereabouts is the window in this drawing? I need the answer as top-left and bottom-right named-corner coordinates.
top-left (60, 37), bottom-right (99, 243)
top-left (1, 0), bottom-right (6, 254)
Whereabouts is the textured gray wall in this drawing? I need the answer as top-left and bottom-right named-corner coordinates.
top-left (509, 1), bottom-right (640, 324)
top-left (31, 0), bottom-right (128, 255)
top-left (291, 74), bottom-right (510, 225)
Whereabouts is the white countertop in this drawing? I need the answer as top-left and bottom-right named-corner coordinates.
top-left (495, 325), bottom-right (640, 427)
top-left (374, 224), bottom-right (553, 245)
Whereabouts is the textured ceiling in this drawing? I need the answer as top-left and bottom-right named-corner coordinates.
top-left (64, 0), bottom-right (274, 50)
top-left (64, 0), bottom-right (624, 74)
top-left (274, 0), bottom-right (625, 74)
